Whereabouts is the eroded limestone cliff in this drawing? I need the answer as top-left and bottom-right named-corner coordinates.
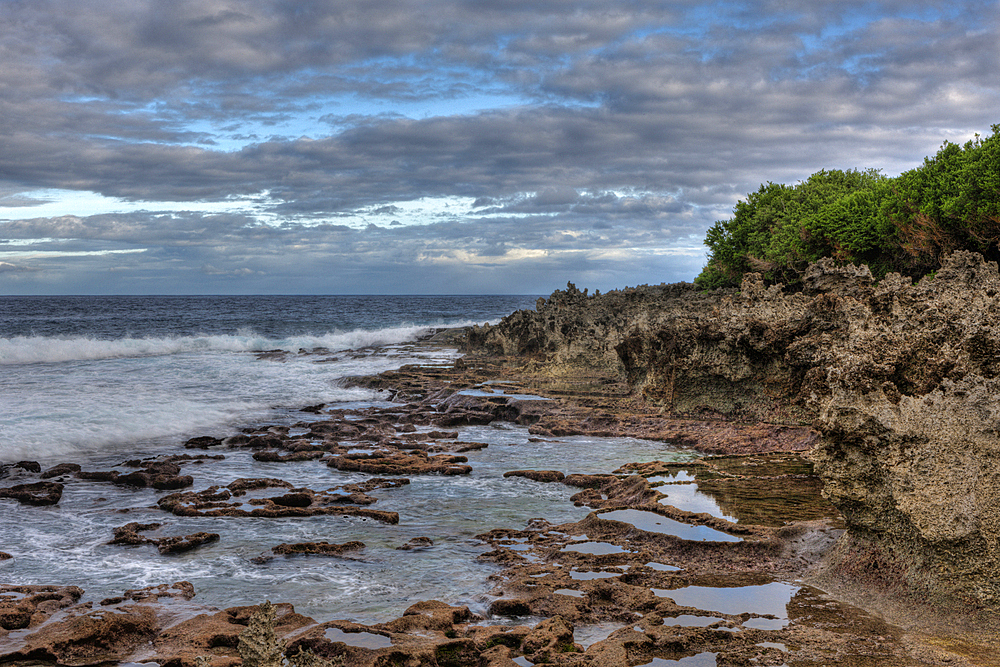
top-left (464, 250), bottom-right (1000, 609)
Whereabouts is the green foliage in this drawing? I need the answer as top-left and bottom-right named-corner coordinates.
top-left (239, 601), bottom-right (286, 667)
top-left (237, 601), bottom-right (342, 667)
top-left (697, 125), bottom-right (1000, 288)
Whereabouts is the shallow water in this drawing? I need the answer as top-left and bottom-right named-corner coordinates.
top-left (598, 509), bottom-right (741, 543)
top-left (637, 654), bottom-right (718, 667)
top-left (0, 420), bottom-right (697, 623)
top-left (0, 295), bottom-right (536, 461)
top-left (1, 296), bottom-right (811, 633)
top-left (569, 570), bottom-right (621, 580)
top-left (655, 483), bottom-right (738, 523)
top-left (653, 582), bottom-right (799, 625)
top-left (662, 615), bottom-right (724, 627)
top-left (560, 542), bottom-right (633, 556)
top-left (325, 628), bottom-right (393, 649)
top-left (646, 562), bottom-right (682, 572)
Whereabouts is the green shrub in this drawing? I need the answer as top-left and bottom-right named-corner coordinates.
top-left (697, 125), bottom-right (1000, 288)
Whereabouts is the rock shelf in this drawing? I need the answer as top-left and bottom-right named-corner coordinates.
top-left (467, 251), bottom-right (1000, 614)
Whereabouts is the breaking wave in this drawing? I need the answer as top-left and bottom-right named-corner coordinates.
top-left (0, 324), bottom-right (449, 366)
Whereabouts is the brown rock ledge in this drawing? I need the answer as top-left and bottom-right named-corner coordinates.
top-left (464, 251), bottom-right (1000, 613)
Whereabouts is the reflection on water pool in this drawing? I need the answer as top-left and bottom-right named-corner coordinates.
top-left (598, 509), bottom-right (741, 543)
top-left (653, 582), bottom-right (798, 626)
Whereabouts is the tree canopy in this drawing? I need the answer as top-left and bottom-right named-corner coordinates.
top-left (696, 125), bottom-right (1000, 289)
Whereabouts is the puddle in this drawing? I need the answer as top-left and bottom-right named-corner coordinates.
top-left (756, 642), bottom-right (788, 652)
top-left (513, 657), bottom-right (534, 667)
top-left (561, 542), bottom-right (632, 555)
top-left (647, 471), bottom-right (697, 484)
top-left (477, 616), bottom-right (546, 629)
top-left (652, 582), bottom-right (798, 624)
top-left (691, 454), bottom-right (844, 528)
top-left (662, 615), bottom-right (723, 627)
top-left (325, 627), bottom-right (394, 649)
top-left (555, 588), bottom-right (586, 598)
top-left (570, 570), bottom-right (621, 580)
top-left (702, 454), bottom-right (814, 477)
top-left (457, 389), bottom-right (551, 401)
top-left (656, 484), bottom-right (738, 523)
top-left (742, 617), bottom-right (787, 630)
top-left (636, 653), bottom-right (717, 666)
top-left (646, 562), bottom-right (682, 572)
top-left (598, 509), bottom-right (741, 543)
top-left (575, 622), bottom-right (626, 648)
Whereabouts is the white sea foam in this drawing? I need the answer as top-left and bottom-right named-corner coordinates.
top-left (0, 326), bottom-right (453, 461)
top-left (0, 323), bottom-right (448, 366)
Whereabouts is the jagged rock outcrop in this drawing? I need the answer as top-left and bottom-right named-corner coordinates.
top-left (464, 251), bottom-right (1000, 608)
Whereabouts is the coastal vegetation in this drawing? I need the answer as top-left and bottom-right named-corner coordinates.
top-left (696, 124), bottom-right (1000, 288)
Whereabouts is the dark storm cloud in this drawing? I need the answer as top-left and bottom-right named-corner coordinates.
top-left (0, 0), bottom-right (996, 293)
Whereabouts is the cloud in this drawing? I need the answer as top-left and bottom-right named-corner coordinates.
top-left (1, 204), bottom-right (708, 293)
top-left (0, 194), bottom-right (52, 208)
top-left (201, 264), bottom-right (260, 276)
top-left (0, 261), bottom-right (40, 273)
top-left (0, 0), bottom-right (996, 294)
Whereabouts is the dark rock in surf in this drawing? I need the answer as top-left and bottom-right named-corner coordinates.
top-left (270, 541), bottom-right (365, 556)
top-left (109, 522), bottom-right (164, 546)
top-left (156, 532), bottom-right (220, 554)
top-left (108, 522), bottom-right (220, 554)
top-left (0, 481), bottom-right (63, 506)
top-left (397, 537), bottom-right (434, 551)
top-left (157, 480), bottom-right (399, 523)
top-left (503, 470), bottom-right (566, 483)
top-left (327, 451), bottom-right (472, 476)
top-left (184, 435), bottom-right (222, 449)
top-left (41, 463), bottom-right (81, 479)
top-left (0, 584), bottom-right (83, 632)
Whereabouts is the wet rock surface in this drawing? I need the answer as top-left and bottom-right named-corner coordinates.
top-left (155, 478), bottom-right (401, 524)
top-left (0, 481), bottom-right (64, 506)
top-left (109, 522), bottom-right (221, 554)
top-left (2, 291), bottom-right (998, 665)
top-left (503, 469), bottom-right (566, 483)
top-left (269, 540), bottom-right (366, 557)
top-left (0, 585), bottom-right (83, 632)
top-left (1, 437), bottom-right (988, 666)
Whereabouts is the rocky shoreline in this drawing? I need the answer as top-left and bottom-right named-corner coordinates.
top-left (467, 251), bottom-right (1000, 614)
top-left (3, 255), bottom-right (1000, 666)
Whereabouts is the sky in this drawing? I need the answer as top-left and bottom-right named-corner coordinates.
top-left (0, 1), bottom-right (997, 295)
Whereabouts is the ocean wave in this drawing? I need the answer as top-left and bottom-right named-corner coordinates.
top-left (0, 383), bottom-right (386, 461)
top-left (0, 323), bottom-right (455, 365)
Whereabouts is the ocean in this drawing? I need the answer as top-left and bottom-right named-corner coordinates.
top-left (0, 295), bottom-right (696, 623)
